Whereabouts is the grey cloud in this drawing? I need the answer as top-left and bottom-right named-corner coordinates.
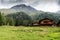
top-left (0, 0), bottom-right (59, 10)
top-left (1, 0), bottom-right (24, 2)
top-left (0, 0), bottom-right (58, 5)
top-left (58, 0), bottom-right (60, 5)
top-left (1, 0), bottom-right (41, 6)
top-left (1, 0), bottom-right (25, 4)
top-left (24, 0), bottom-right (57, 6)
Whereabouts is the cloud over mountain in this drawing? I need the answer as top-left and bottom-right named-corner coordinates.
top-left (0, 0), bottom-right (60, 12)
top-left (1, 0), bottom-right (58, 6)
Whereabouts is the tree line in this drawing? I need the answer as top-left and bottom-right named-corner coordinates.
top-left (0, 12), bottom-right (32, 26)
top-left (0, 12), bottom-right (60, 26)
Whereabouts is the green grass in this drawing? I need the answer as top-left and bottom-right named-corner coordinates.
top-left (0, 26), bottom-right (60, 40)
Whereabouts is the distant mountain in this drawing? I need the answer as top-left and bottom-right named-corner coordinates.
top-left (0, 4), bottom-right (40, 15)
top-left (11, 4), bottom-right (37, 11)
top-left (0, 9), bottom-right (19, 15)
top-left (11, 4), bottom-right (39, 14)
top-left (57, 10), bottom-right (60, 13)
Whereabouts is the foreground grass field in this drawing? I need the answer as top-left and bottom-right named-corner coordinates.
top-left (0, 26), bottom-right (60, 40)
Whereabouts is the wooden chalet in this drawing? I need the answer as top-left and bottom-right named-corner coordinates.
top-left (31, 18), bottom-right (54, 26)
top-left (39, 18), bottom-right (54, 26)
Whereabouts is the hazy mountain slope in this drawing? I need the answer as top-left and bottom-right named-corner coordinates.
top-left (11, 4), bottom-right (39, 14)
top-left (0, 4), bottom-right (39, 15)
top-left (0, 9), bottom-right (19, 15)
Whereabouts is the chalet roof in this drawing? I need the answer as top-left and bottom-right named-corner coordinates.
top-left (39, 18), bottom-right (53, 22)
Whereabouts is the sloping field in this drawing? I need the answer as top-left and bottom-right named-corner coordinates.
top-left (0, 26), bottom-right (60, 40)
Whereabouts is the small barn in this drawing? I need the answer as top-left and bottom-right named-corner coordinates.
top-left (39, 18), bottom-right (54, 26)
top-left (31, 21), bottom-right (39, 26)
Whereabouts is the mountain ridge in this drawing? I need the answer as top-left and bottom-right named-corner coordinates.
top-left (0, 4), bottom-right (39, 15)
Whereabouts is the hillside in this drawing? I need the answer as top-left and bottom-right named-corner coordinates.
top-left (0, 4), bottom-right (39, 15)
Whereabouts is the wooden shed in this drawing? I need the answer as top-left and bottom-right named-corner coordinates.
top-left (39, 18), bottom-right (54, 26)
top-left (31, 21), bottom-right (39, 26)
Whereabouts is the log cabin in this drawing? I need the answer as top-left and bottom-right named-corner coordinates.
top-left (39, 18), bottom-right (54, 26)
top-left (31, 18), bottom-right (54, 26)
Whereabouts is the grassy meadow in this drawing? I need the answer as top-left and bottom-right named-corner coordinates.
top-left (0, 26), bottom-right (60, 40)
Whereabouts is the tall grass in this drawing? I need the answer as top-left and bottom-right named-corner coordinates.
top-left (0, 26), bottom-right (59, 40)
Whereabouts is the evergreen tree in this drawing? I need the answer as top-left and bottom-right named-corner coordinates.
top-left (6, 12), bottom-right (31, 26)
top-left (8, 17), bottom-right (15, 26)
top-left (23, 20), bottom-right (29, 26)
top-left (0, 12), bottom-right (3, 26)
top-left (2, 13), bottom-right (6, 25)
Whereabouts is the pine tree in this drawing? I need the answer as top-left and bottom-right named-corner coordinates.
top-left (2, 13), bottom-right (6, 25)
top-left (23, 20), bottom-right (29, 26)
top-left (9, 17), bottom-right (15, 26)
top-left (0, 12), bottom-right (3, 26)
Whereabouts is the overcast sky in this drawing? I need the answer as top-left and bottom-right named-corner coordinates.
top-left (0, 0), bottom-right (60, 12)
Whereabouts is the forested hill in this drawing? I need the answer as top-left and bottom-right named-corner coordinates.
top-left (32, 12), bottom-right (60, 23)
top-left (0, 4), bottom-right (60, 26)
top-left (6, 12), bottom-right (60, 26)
top-left (0, 11), bottom-right (60, 26)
